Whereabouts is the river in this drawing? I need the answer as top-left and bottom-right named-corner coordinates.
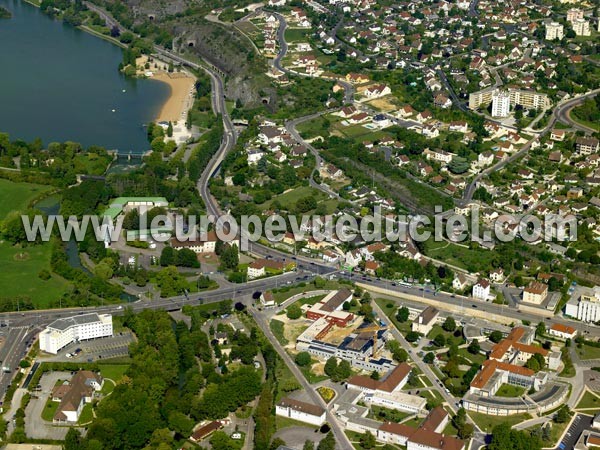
top-left (0, 0), bottom-right (170, 153)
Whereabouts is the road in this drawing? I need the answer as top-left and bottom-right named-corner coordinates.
top-left (554, 89), bottom-right (600, 134)
top-left (0, 326), bottom-right (38, 407)
top-left (370, 301), bottom-right (460, 415)
top-left (252, 307), bottom-right (354, 449)
top-left (284, 111), bottom-right (346, 200)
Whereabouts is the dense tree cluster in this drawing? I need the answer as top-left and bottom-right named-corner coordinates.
top-left (489, 423), bottom-right (542, 450)
top-left (159, 246), bottom-right (200, 268)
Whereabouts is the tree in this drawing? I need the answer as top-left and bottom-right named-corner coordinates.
top-left (489, 423), bottom-right (542, 450)
top-left (167, 121), bottom-right (173, 137)
top-left (168, 411), bottom-right (194, 437)
top-left (360, 431), bottom-right (377, 449)
top-left (303, 440), bottom-right (315, 450)
top-left (160, 246), bottom-right (176, 266)
top-left (337, 360), bottom-right (352, 380)
top-left (433, 333), bottom-right (446, 347)
top-left (64, 428), bottom-right (82, 450)
top-left (94, 262), bottom-right (113, 280)
top-left (555, 405), bottom-right (571, 424)
top-left (317, 431), bottom-right (336, 450)
top-left (468, 339), bottom-right (481, 355)
top-left (287, 304), bottom-right (302, 320)
top-left (370, 370), bottom-right (380, 380)
top-left (443, 316), bottom-right (456, 332)
top-left (270, 438), bottom-right (287, 450)
top-left (396, 306), bottom-right (409, 323)
top-left (536, 322), bottom-right (546, 337)
top-left (324, 357), bottom-right (338, 378)
top-left (219, 244), bottom-right (239, 271)
top-left (424, 352), bottom-right (435, 364)
top-left (295, 352), bottom-right (312, 367)
top-left (406, 331), bottom-right (420, 343)
top-left (490, 330), bottom-right (503, 343)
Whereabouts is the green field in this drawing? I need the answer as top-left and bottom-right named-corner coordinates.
top-left (423, 240), bottom-right (497, 273)
top-left (0, 242), bottom-right (70, 308)
top-left (576, 343), bottom-right (600, 360)
top-left (41, 397), bottom-right (60, 422)
top-left (0, 178), bottom-right (53, 218)
top-left (270, 319), bottom-right (289, 346)
top-left (260, 186), bottom-right (328, 210)
top-left (78, 403), bottom-right (94, 424)
top-left (0, 179), bottom-right (70, 308)
top-left (495, 384), bottom-right (526, 398)
top-left (467, 411), bottom-right (531, 432)
top-left (576, 391), bottom-right (600, 410)
top-left (99, 364), bottom-right (129, 382)
top-left (284, 28), bottom-right (311, 43)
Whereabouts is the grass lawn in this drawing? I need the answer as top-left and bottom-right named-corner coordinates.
top-left (368, 405), bottom-right (412, 423)
top-left (576, 344), bottom-right (600, 360)
top-left (0, 242), bottom-right (71, 308)
top-left (0, 179), bottom-right (70, 308)
top-left (423, 240), bottom-right (497, 273)
top-left (99, 364), bottom-right (129, 382)
top-left (276, 415), bottom-right (317, 431)
top-left (0, 178), bottom-right (53, 218)
top-left (403, 417), bottom-right (422, 428)
top-left (495, 384), bottom-right (526, 398)
top-left (299, 365), bottom-right (329, 384)
top-left (41, 398), bottom-right (59, 422)
top-left (259, 186), bottom-right (328, 211)
top-left (426, 325), bottom-right (465, 347)
top-left (270, 319), bottom-right (289, 346)
top-left (78, 403), bottom-right (94, 424)
top-left (284, 28), bottom-right (311, 43)
top-left (443, 420), bottom-right (460, 437)
top-left (576, 391), bottom-right (600, 409)
top-left (374, 298), bottom-right (412, 335)
top-left (457, 347), bottom-right (486, 366)
top-left (468, 411), bottom-right (531, 432)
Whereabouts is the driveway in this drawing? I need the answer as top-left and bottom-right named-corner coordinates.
top-left (25, 371), bottom-right (74, 440)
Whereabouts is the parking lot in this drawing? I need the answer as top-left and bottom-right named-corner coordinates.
top-left (42, 332), bottom-right (135, 363)
top-left (25, 371), bottom-right (73, 440)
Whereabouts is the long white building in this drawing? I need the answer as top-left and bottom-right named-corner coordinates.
top-left (565, 286), bottom-right (600, 323)
top-left (40, 313), bottom-right (113, 354)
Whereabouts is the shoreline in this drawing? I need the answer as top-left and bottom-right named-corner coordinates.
top-left (22, 0), bottom-right (196, 127)
top-left (150, 71), bottom-right (196, 124)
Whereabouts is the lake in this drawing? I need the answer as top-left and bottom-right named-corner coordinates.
top-left (0, 0), bottom-right (170, 153)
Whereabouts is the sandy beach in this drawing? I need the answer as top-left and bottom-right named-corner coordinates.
top-left (152, 71), bottom-right (196, 123)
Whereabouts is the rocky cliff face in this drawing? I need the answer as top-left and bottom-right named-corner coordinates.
top-left (113, 0), bottom-right (274, 106)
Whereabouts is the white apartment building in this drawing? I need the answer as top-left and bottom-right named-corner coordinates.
top-left (40, 313), bottom-right (113, 355)
top-left (565, 286), bottom-right (600, 323)
top-left (546, 22), bottom-right (564, 40)
top-left (491, 91), bottom-right (511, 118)
top-left (566, 8), bottom-right (584, 22)
top-left (572, 18), bottom-right (591, 36)
top-left (276, 398), bottom-right (326, 426)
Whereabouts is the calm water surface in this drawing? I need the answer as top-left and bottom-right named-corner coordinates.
top-left (0, 0), bottom-right (170, 153)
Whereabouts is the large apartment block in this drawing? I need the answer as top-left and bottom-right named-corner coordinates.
top-left (40, 313), bottom-right (113, 354)
top-left (469, 88), bottom-right (550, 112)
